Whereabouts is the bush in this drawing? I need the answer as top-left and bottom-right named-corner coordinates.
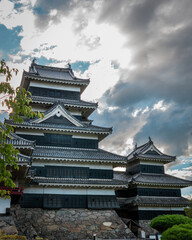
top-left (161, 224), bottom-right (192, 240)
top-left (185, 201), bottom-right (192, 218)
top-left (150, 214), bottom-right (192, 233)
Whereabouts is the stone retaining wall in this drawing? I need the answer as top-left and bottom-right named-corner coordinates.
top-left (7, 205), bottom-right (136, 240)
top-left (0, 215), bottom-right (18, 235)
top-left (138, 220), bottom-right (158, 236)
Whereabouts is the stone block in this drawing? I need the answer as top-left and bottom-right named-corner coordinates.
top-left (103, 221), bottom-right (112, 227)
top-left (46, 225), bottom-right (60, 232)
top-left (2, 226), bottom-right (18, 235)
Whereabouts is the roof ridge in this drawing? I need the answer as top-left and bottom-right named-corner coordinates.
top-left (30, 102), bottom-right (84, 127)
top-left (164, 173), bottom-right (192, 183)
top-left (99, 148), bottom-right (126, 158)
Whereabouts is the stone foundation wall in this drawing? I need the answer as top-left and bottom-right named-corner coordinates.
top-left (7, 205), bottom-right (136, 240)
top-left (0, 215), bottom-right (18, 235)
top-left (138, 220), bottom-right (158, 237)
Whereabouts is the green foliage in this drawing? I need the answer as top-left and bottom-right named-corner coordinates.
top-left (0, 235), bottom-right (27, 240)
top-left (150, 214), bottom-right (192, 233)
top-left (161, 223), bottom-right (192, 240)
top-left (0, 231), bottom-right (27, 239)
top-left (0, 59), bottom-right (43, 197)
top-left (185, 200), bottom-right (192, 218)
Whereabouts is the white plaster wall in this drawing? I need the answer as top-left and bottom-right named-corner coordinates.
top-left (32, 107), bottom-right (47, 112)
top-left (30, 81), bottom-right (80, 92)
top-left (32, 162), bottom-right (113, 169)
top-left (15, 130), bottom-right (44, 136)
top-left (138, 206), bottom-right (184, 211)
top-left (16, 130), bottom-right (98, 141)
top-left (0, 198), bottom-right (11, 214)
top-left (72, 134), bottom-right (98, 140)
top-left (138, 185), bottom-right (181, 189)
top-left (70, 111), bottom-right (82, 115)
top-left (140, 161), bottom-right (164, 166)
top-left (24, 187), bottom-right (115, 196)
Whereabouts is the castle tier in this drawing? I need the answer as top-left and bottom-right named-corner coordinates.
top-left (5, 60), bottom-right (127, 209)
top-left (115, 138), bottom-right (191, 221)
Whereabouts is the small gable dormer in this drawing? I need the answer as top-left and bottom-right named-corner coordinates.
top-left (31, 104), bottom-right (84, 127)
top-left (126, 138), bottom-right (175, 175)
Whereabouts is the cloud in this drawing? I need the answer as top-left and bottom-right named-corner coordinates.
top-left (166, 168), bottom-right (192, 180)
top-left (88, 0), bottom-right (192, 158)
top-left (0, 0), bottom-right (191, 171)
top-left (33, 0), bottom-right (95, 30)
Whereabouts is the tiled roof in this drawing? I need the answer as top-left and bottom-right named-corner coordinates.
top-left (114, 172), bottom-right (132, 182)
top-left (0, 124), bottom-right (35, 149)
top-left (34, 66), bottom-right (74, 81)
top-left (6, 119), bottom-right (112, 137)
top-left (6, 131), bottom-right (35, 149)
top-left (23, 64), bottom-right (89, 85)
top-left (31, 95), bottom-right (98, 109)
top-left (118, 196), bottom-right (190, 207)
top-left (114, 172), bottom-right (192, 187)
top-left (31, 64), bottom-right (89, 82)
top-left (21, 62), bottom-right (90, 93)
top-left (32, 146), bottom-right (127, 163)
top-left (32, 176), bottom-right (127, 188)
top-left (135, 154), bottom-right (174, 162)
top-left (127, 138), bottom-right (175, 163)
top-left (30, 103), bottom-right (84, 127)
top-left (17, 153), bottom-right (31, 165)
top-left (132, 173), bottom-right (192, 186)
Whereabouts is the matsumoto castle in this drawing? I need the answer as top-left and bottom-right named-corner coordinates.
top-left (3, 60), bottom-right (191, 223)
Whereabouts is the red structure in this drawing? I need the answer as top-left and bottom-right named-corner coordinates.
top-left (0, 187), bottom-right (24, 196)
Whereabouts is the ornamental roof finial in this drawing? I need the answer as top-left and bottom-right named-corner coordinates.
top-left (68, 62), bottom-right (71, 69)
top-left (134, 143), bottom-right (137, 150)
top-left (31, 58), bottom-right (36, 65)
top-left (30, 58), bottom-right (38, 74)
top-left (148, 136), bottom-right (153, 143)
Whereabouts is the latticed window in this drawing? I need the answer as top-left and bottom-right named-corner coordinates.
top-left (46, 166), bottom-right (89, 179)
top-left (29, 86), bottom-right (80, 100)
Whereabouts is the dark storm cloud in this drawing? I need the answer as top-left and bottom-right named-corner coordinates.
top-left (32, 0), bottom-right (192, 156)
top-left (92, 0), bottom-right (192, 156)
top-left (98, 0), bottom-right (169, 46)
top-left (134, 104), bottom-right (192, 156)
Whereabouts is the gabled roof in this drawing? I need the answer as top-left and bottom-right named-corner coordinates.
top-left (5, 119), bottom-right (112, 141)
top-left (32, 146), bottom-right (127, 165)
top-left (31, 96), bottom-right (97, 116)
top-left (31, 103), bottom-right (84, 127)
top-left (119, 196), bottom-right (190, 207)
top-left (21, 61), bottom-right (89, 93)
top-left (127, 137), bottom-right (175, 163)
top-left (132, 173), bottom-right (192, 187)
top-left (114, 172), bottom-right (192, 188)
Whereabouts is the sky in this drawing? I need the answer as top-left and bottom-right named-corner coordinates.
top-left (0, 0), bottom-right (191, 197)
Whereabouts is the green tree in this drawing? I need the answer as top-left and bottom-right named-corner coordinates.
top-left (150, 214), bottom-right (192, 233)
top-left (161, 223), bottom-right (192, 240)
top-left (184, 200), bottom-right (192, 218)
top-left (0, 59), bottom-right (42, 197)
